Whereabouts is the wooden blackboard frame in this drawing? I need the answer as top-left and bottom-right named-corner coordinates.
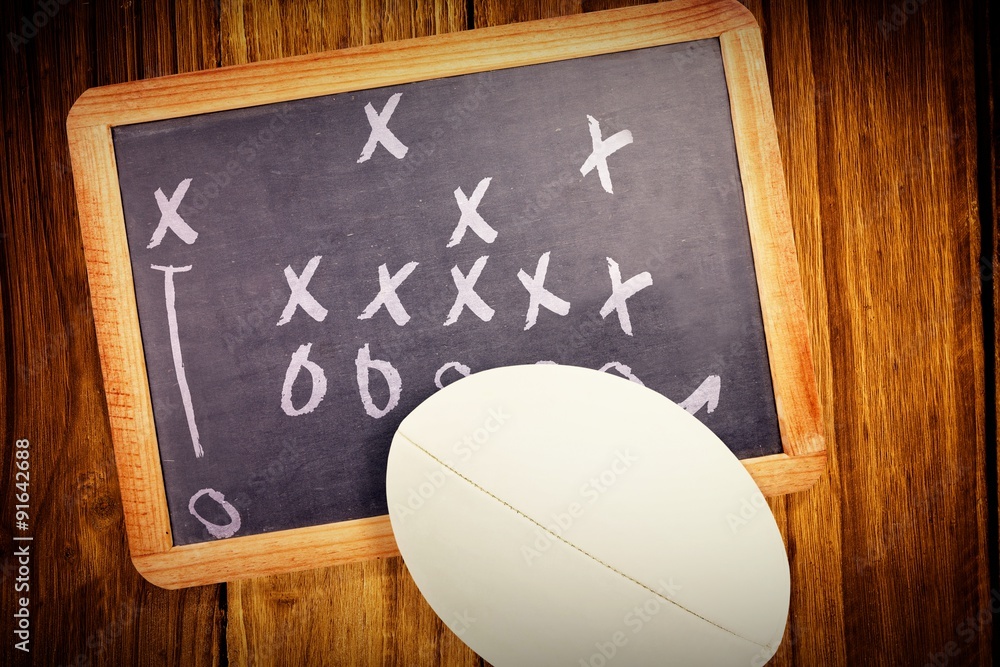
top-left (67, 0), bottom-right (825, 589)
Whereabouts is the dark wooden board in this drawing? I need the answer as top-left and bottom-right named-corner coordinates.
top-left (0, 0), bottom-right (993, 664)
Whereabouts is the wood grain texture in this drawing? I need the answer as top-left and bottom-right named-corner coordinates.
top-left (760, 0), bottom-right (987, 664)
top-left (976, 0), bottom-right (1000, 656)
top-left (743, 2), bottom-right (847, 663)
top-left (70, 121), bottom-right (175, 560)
top-left (133, 516), bottom-right (399, 589)
top-left (228, 559), bottom-right (480, 666)
top-left (828, 0), bottom-right (986, 662)
top-left (990, 2), bottom-right (1000, 654)
top-left (749, 0), bottom-right (989, 663)
top-left (1, 1), bottom-right (223, 665)
top-left (0, 0), bottom-right (994, 666)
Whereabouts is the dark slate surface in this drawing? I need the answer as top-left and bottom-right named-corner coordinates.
top-left (112, 38), bottom-right (781, 546)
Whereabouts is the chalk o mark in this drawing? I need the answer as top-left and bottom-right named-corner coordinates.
top-left (188, 488), bottom-right (241, 539)
top-left (281, 343), bottom-right (328, 416)
top-left (434, 362), bottom-right (472, 389)
top-left (356, 344), bottom-right (402, 418)
top-left (598, 362), bottom-right (645, 386)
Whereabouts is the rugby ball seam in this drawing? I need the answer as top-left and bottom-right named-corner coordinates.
top-left (396, 432), bottom-right (770, 651)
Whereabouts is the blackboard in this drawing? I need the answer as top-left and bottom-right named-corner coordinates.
top-left (69, 0), bottom-right (824, 587)
top-left (112, 39), bottom-right (777, 547)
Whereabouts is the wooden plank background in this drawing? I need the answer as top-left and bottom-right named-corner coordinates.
top-left (0, 0), bottom-right (994, 665)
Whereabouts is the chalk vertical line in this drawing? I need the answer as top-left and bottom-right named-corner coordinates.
top-left (151, 264), bottom-right (203, 458)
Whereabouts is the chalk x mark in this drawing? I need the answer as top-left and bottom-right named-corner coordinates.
top-left (580, 115), bottom-right (633, 194)
top-left (148, 179), bottom-right (198, 248)
top-left (358, 93), bottom-right (408, 162)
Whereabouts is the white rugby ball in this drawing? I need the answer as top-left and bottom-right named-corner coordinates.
top-left (386, 364), bottom-right (788, 667)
